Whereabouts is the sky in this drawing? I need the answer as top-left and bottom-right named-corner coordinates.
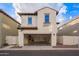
top-left (0, 3), bottom-right (17, 20)
top-left (0, 3), bottom-right (79, 24)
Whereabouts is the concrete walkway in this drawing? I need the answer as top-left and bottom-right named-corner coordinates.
top-left (0, 46), bottom-right (79, 50)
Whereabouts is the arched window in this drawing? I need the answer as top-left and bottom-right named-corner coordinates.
top-left (44, 13), bottom-right (49, 24)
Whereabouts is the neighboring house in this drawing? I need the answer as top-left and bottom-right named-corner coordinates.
top-left (18, 7), bottom-right (58, 47)
top-left (0, 10), bottom-right (20, 48)
top-left (57, 16), bottom-right (79, 46)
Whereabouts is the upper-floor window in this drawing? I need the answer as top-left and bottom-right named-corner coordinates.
top-left (28, 16), bottom-right (32, 25)
top-left (44, 13), bottom-right (50, 24)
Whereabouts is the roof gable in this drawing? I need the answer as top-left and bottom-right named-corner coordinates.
top-left (35, 7), bottom-right (58, 14)
top-left (18, 7), bottom-right (58, 16)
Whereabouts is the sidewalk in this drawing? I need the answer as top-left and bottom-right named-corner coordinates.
top-left (0, 46), bottom-right (79, 50)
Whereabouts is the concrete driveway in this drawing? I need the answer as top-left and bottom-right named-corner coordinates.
top-left (0, 46), bottom-right (79, 50)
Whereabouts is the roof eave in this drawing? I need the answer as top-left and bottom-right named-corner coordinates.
top-left (0, 9), bottom-right (21, 25)
top-left (18, 7), bottom-right (59, 16)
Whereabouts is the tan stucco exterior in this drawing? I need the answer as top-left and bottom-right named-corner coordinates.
top-left (0, 10), bottom-right (19, 47)
top-left (21, 15), bottom-right (37, 27)
top-left (20, 7), bottom-right (57, 34)
top-left (18, 7), bottom-right (57, 47)
top-left (57, 16), bottom-right (79, 46)
top-left (57, 36), bottom-right (79, 45)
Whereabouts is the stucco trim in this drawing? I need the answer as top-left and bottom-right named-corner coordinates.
top-left (18, 12), bottom-right (37, 15)
top-left (17, 27), bottom-right (38, 30)
top-left (35, 7), bottom-right (58, 15)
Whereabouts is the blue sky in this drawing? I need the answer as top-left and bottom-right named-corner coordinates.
top-left (63, 3), bottom-right (79, 21)
top-left (0, 3), bottom-right (17, 20)
top-left (0, 3), bottom-right (79, 23)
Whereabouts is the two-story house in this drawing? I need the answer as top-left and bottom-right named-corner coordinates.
top-left (18, 7), bottom-right (58, 47)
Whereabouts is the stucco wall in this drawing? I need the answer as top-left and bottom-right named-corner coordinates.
top-left (20, 7), bottom-right (57, 34)
top-left (6, 36), bottom-right (18, 45)
top-left (0, 12), bottom-right (19, 47)
top-left (1, 13), bottom-right (18, 36)
top-left (37, 8), bottom-right (57, 33)
top-left (58, 36), bottom-right (79, 45)
top-left (0, 18), bottom-right (3, 47)
top-left (21, 15), bottom-right (37, 27)
top-left (63, 36), bottom-right (79, 45)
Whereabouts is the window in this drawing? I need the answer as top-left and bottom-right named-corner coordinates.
top-left (28, 16), bottom-right (32, 25)
top-left (44, 14), bottom-right (50, 24)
